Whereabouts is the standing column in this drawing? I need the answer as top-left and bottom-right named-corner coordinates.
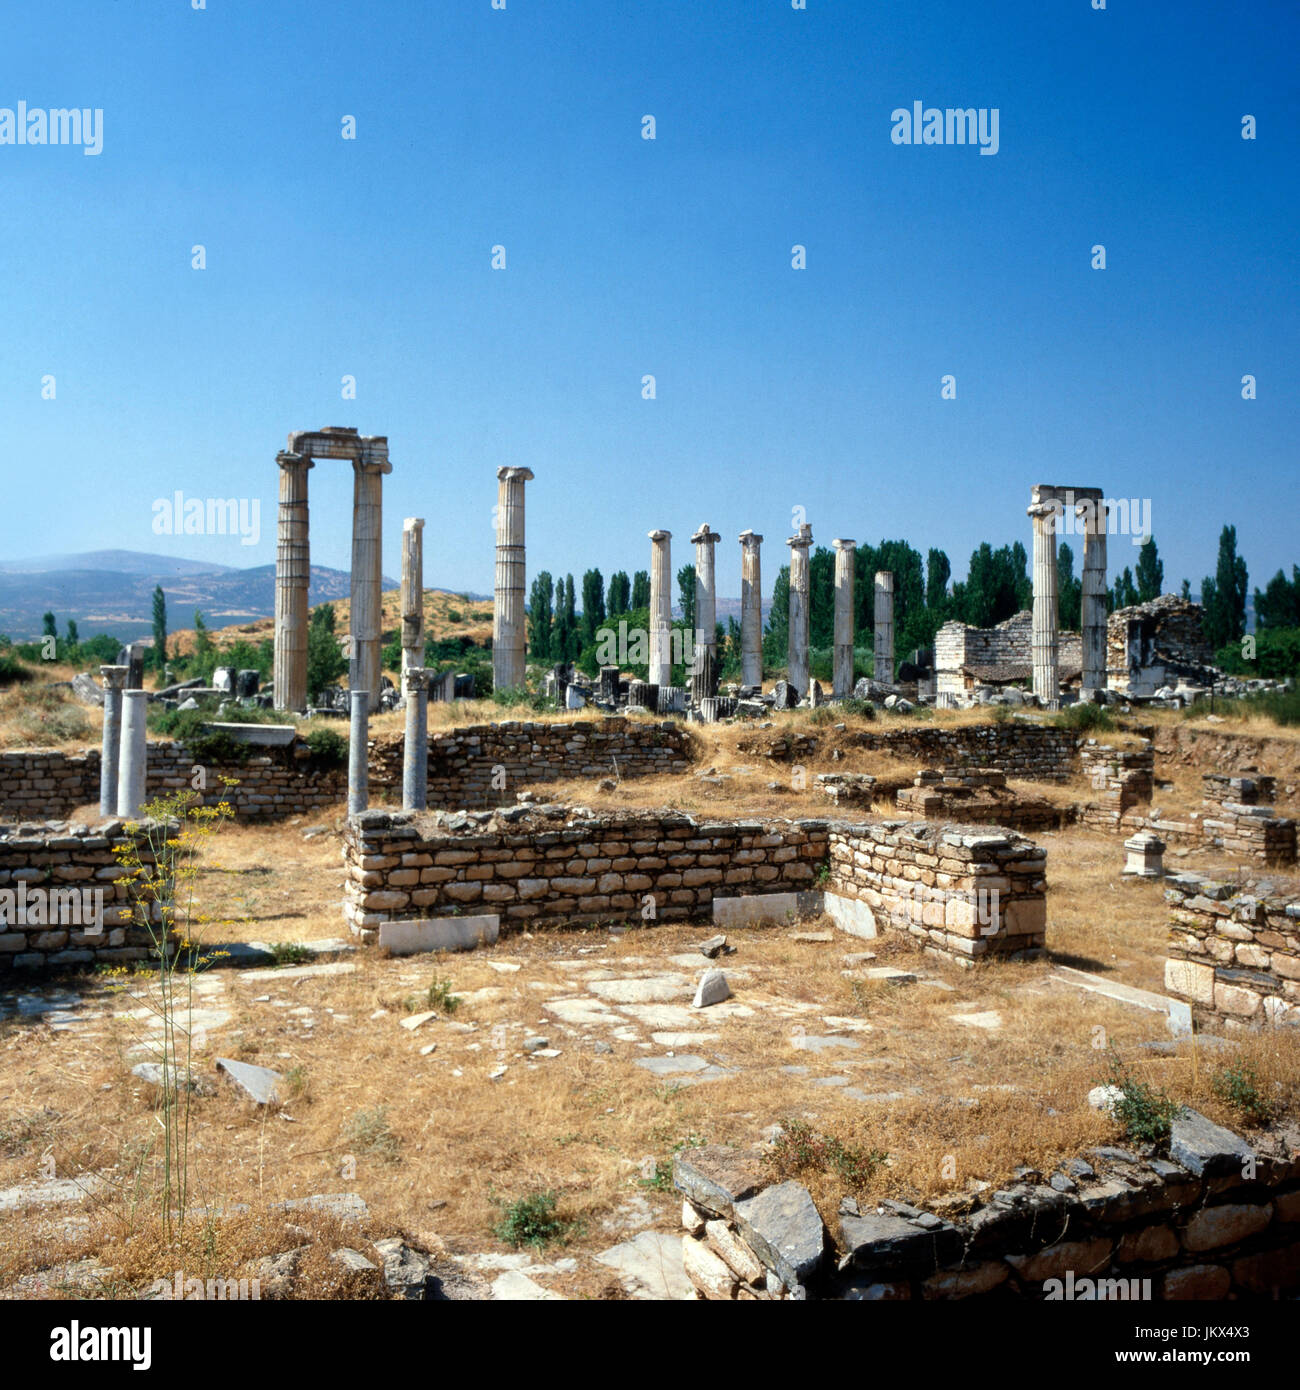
top-left (348, 690), bottom-right (370, 817)
top-left (115, 689), bottom-right (149, 819)
top-left (739, 530), bottom-right (764, 689)
top-left (874, 572), bottom-right (895, 686)
top-left (1079, 498), bottom-right (1109, 698)
top-left (273, 451), bottom-right (312, 711)
top-left (402, 668), bottom-right (429, 811)
top-left (493, 466), bottom-right (534, 692)
top-left (350, 450), bottom-right (389, 714)
top-left (691, 524), bottom-right (720, 700)
top-left (648, 529), bottom-right (673, 687)
top-left (832, 540), bottom-right (856, 700)
top-left (99, 665), bottom-right (129, 817)
top-left (787, 523), bottom-right (812, 697)
top-left (401, 517), bottom-right (426, 675)
top-left (1028, 499), bottom-right (1061, 707)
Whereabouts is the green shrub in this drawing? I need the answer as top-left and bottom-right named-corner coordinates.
top-left (148, 707), bottom-right (244, 763)
top-left (1055, 701), bottom-right (1115, 733)
top-left (1210, 1059), bottom-right (1276, 1126)
top-left (493, 1190), bottom-right (573, 1250)
top-left (839, 696), bottom-right (875, 720)
top-left (491, 684), bottom-right (549, 712)
top-left (342, 1106), bottom-right (400, 1162)
top-left (1100, 1052), bottom-right (1180, 1145)
top-left (425, 975), bottom-right (461, 1014)
top-left (270, 943), bottom-right (312, 967)
top-left (768, 1117), bottom-right (888, 1191)
top-left (305, 726), bottom-right (347, 767)
top-left (14, 688), bottom-right (90, 743)
top-left (0, 651), bottom-right (31, 687)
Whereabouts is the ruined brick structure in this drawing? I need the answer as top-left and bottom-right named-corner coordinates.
top-left (934, 611), bottom-right (1083, 701)
top-left (1165, 870), bottom-right (1300, 1029)
top-left (1107, 594), bottom-right (1215, 696)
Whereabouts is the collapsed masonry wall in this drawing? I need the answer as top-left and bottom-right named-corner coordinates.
top-left (0, 718), bottom-right (692, 822)
top-left (367, 718), bottom-right (692, 808)
top-left (343, 806), bottom-right (1048, 968)
top-left (1077, 741), bottom-right (1155, 831)
top-left (0, 819), bottom-right (162, 975)
top-left (895, 768), bottom-right (1069, 833)
top-left (1165, 871), bottom-right (1300, 1030)
top-left (1107, 594), bottom-right (1214, 695)
top-left (827, 820), bottom-right (1047, 968)
top-left (0, 742), bottom-right (346, 821)
top-left (342, 807), bottom-right (829, 937)
top-left (674, 1124), bottom-right (1300, 1300)
top-left (934, 611), bottom-right (1083, 698)
top-left (741, 722), bottom-right (1079, 782)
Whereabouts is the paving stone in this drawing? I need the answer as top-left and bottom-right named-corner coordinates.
top-left (593, 1230), bottom-right (694, 1300)
top-left (0, 1174), bottom-right (107, 1213)
top-left (401, 1011), bottom-right (438, 1031)
top-left (790, 1034), bottom-right (862, 1052)
top-left (588, 975), bottom-right (692, 1005)
top-left (1169, 1109), bottom-right (1254, 1177)
top-left (490, 1269), bottom-right (565, 1301)
top-left (215, 1057), bottom-right (283, 1105)
top-left (949, 1010), bottom-right (1002, 1030)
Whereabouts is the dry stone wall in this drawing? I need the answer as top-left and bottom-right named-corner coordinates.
top-left (0, 819), bottom-right (162, 975)
top-left (827, 820), bottom-right (1047, 967)
top-left (674, 1116), bottom-right (1300, 1299)
top-left (1165, 871), bottom-right (1300, 1029)
top-left (367, 718), bottom-right (691, 808)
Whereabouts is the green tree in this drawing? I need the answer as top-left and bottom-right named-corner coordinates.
top-left (1135, 535), bottom-right (1164, 603)
top-left (676, 563), bottom-right (696, 637)
top-left (764, 565), bottom-right (791, 666)
top-left (607, 571), bottom-right (631, 615)
top-left (65, 618), bottom-right (80, 649)
top-left (1057, 542), bottom-right (1082, 631)
top-left (630, 570), bottom-right (650, 610)
top-left (191, 611), bottom-right (216, 684)
top-left (1112, 568), bottom-right (1139, 610)
top-left (1201, 525), bottom-right (1249, 649)
top-left (1254, 566), bottom-right (1300, 630)
top-left (42, 611), bottom-right (56, 639)
top-left (528, 572), bottom-right (554, 659)
top-left (809, 547), bottom-right (835, 650)
top-left (580, 569), bottom-right (605, 647)
top-left (926, 549), bottom-right (951, 611)
top-left (1181, 578), bottom-right (1191, 600)
top-left (306, 604), bottom-right (347, 701)
top-left (151, 584), bottom-right (168, 671)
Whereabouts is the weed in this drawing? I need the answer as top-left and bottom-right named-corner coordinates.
top-left (270, 943), bottom-right (312, 967)
top-left (342, 1106), bottom-right (400, 1162)
top-left (426, 975), bottom-right (461, 1013)
top-left (768, 1118), bottom-right (888, 1191)
top-left (1100, 1051), bottom-right (1180, 1145)
top-left (493, 1190), bottom-right (574, 1250)
top-left (1210, 1059), bottom-right (1277, 1126)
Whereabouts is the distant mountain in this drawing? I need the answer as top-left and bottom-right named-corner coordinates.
top-left (0, 551), bottom-right (399, 643)
top-left (0, 550), bottom-right (236, 577)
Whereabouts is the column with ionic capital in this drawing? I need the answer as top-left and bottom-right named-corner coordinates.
top-left (493, 467), bottom-right (533, 692)
top-left (648, 530), bottom-right (673, 687)
top-left (690, 525), bottom-right (720, 700)
top-left (1079, 499), bottom-right (1109, 697)
top-left (787, 523), bottom-right (813, 697)
top-left (1028, 499), bottom-right (1061, 707)
top-left (401, 518), bottom-right (426, 675)
top-left (99, 665), bottom-right (129, 818)
top-left (273, 451), bottom-right (312, 710)
top-left (832, 541), bottom-right (856, 699)
top-left (874, 572), bottom-right (895, 686)
top-left (739, 530), bottom-right (764, 689)
top-left (350, 448), bottom-right (391, 713)
top-left (402, 668), bottom-right (429, 811)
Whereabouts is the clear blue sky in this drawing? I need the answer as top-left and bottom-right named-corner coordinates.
top-left (2, 0), bottom-right (1296, 603)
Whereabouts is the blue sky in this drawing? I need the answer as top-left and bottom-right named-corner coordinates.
top-left (1, 0), bottom-right (1296, 604)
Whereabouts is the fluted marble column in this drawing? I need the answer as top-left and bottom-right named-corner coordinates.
top-left (1079, 499), bottom-right (1109, 697)
top-left (493, 467), bottom-right (533, 692)
top-left (691, 524), bottom-right (719, 694)
top-left (402, 668), bottom-right (429, 811)
top-left (115, 689), bottom-right (149, 819)
top-left (787, 523), bottom-right (812, 697)
top-left (874, 571), bottom-right (895, 686)
top-left (648, 530), bottom-right (673, 687)
top-left (832, 540), bottom-right (856, 699)
top-left (739, 530), bottom-right (763, 689)
top-left (99, 665), bottom-right (128, 817)
top-left (273, 451), bottom-right (312, 711)
top-left (348, 690), bottom-right (370, 817)
top-left (401, 517), bottom-right (425, 675)
top-left (1028, 500), bottom-right (1061, 707)
top-left (350, 448), bottom-right (390, 714)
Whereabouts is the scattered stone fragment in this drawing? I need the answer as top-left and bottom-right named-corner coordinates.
top-left (733, 1182), bottom-right (824, 1291)
top-left (523, 1036), bottom-right (549, 1053)
top-left (699, 934), bottom-right (728, 959)
top-left (330, 1248), bottom-right (378, 1274)
top-left (401, 1011), bottom-right (437, 1031)
top-left (419, 1043), bottom-right (438, 1056)
top-left (215, 1057), bottom-right (283, 1105)
top-left (791, 931), bottom-right (833, 943)
top-left (1169, 1108), bottom-right (1254, 1177)
top-left (1087, 1084), bottom-right (1125, 1114)
top-left (692, 969), bottom-right (731, 1008)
